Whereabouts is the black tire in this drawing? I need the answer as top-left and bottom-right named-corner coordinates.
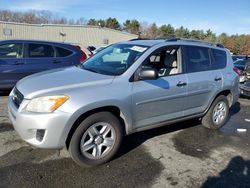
top-left (201, 95), bottom-right (229, 129)
top-left (68, 112), bottom-right (123, 167)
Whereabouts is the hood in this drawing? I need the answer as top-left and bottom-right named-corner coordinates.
top-left (16, 66), bottom-right (115, 99)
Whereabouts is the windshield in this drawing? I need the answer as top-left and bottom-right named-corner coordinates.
top-left (234, 59), bottom-right (246, 65)
top-left (80, 44), bottom-right (148, 76)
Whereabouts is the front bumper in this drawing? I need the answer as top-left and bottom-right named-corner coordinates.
top-left (8, 94), bottom-right (72, 149)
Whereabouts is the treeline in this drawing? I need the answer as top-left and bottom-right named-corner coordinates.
top-left (0, 10), bottom-right (87, 25)
top-left (0, 9), bottom-right (250, 55)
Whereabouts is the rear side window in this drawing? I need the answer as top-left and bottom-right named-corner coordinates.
top-left (28, 43), bottom-right (54, 58)
top-left (56, 47), bottom-right (73, 57)
top-left (184, 46), bottom-right (211, 73)
top-left (211, 49), bottom-right (227, 69)
top-left (0, 43), bottom-right (23, 58)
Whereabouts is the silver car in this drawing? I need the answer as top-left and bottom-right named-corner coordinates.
top-left (8, 38), bottom-right (239, 166)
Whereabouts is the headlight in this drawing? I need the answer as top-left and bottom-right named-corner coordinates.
top-left (26, 95), bottom-right (69, 113)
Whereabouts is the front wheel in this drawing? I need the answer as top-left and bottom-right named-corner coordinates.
top-left (68, 112), bottom-right (123, 167)
top-left (201, 95), bottom-right (229, 129)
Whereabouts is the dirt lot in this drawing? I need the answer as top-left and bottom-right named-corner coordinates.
top-left (0, 94), bottom-right (250, 188)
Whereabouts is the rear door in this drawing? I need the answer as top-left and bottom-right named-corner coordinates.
top-left (24, 43), bottom-right (57, 74)
top-left (183, 45), bottom-right (222, 116)
top-left (0, 42), bottom-right (25, 89)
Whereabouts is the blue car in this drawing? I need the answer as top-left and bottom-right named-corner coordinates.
top-left (234, 58), bottom-right (246, 71)
top-left (0, 39), bottom-right (87, 90)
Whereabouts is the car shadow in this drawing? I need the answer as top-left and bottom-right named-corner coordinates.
top-left (116, 101), bottom-right (242, 160)
top-left (116, 119), bottom-right (200, 159)
top-left (229, 102), bottom-right (241, 116)
top-left (202, 156), bottom-right (250, 188)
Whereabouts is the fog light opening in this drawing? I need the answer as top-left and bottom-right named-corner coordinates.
top-left (36, 129), bottom-right (46, 142)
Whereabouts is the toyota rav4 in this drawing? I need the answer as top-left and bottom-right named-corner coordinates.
top-left (8, 38), bottom-right (239, 166)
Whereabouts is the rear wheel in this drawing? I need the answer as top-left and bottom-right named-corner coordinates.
top-left (69, 112), bottom-right (123, 167)
top-left (201, 95), bottom-right (229, 129)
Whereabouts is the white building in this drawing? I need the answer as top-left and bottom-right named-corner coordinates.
top-left (0, 21), bottom-right (137, 48)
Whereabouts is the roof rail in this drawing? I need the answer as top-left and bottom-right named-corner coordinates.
top-left (129, 38), bottom-right (150, 41)
top-left (165, 38), bottom-right (224, 48)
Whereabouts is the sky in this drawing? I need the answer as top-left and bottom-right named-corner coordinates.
top-left (1, 0), bottom-right (250, 35)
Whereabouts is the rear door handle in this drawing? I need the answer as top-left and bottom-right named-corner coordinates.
top-left (53, 60), bottom-right (61, 64)
top-left (176, 81), bottom-right (187, 87)
top-left (214, 77), bottom-right (222, 81)
top-left (13, 61), bottom-right (24, 65)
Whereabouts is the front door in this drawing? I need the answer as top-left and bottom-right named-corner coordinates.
top-left (131, 46), bottom-right (188, 129)
top-left (0, 42), bottom-right (25, 89)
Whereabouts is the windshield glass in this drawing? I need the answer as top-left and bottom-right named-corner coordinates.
top-left (234, 59), bottom-right (246, 65)
top-left (80, 44), bottom-right (148, 76)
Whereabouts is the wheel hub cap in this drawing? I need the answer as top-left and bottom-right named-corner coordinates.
top-left (95, 136), bottom-right (103, 145)
top-left (213, 101), bottom-right (227, 125)
top-left (80, 122), bottom-right (116, 159)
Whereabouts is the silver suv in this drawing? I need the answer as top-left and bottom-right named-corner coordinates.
top-left (8, 38), bottom-right (239, 166)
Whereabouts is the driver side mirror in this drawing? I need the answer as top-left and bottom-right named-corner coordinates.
top-left (139, 68), bottom-right (158, 80)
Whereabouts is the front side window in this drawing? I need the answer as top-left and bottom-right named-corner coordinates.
top-left (28, 43), bottom-right (54, 58)
top-left (142, 46), bottom-right (181, 77)
top-left (0, 43), bottom-right (23, 58)
top-left (80, 44), bottom-right (148, 76)
top-left (185, 46), bottom-right (211, 73)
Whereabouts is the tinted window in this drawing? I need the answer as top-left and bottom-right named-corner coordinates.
top-left (185, 46), bottom-right (210, 73)
top-left (0, 43), bottom-right (23, 58)
top-left (211, 49), bottom-right (227, 69)
top-left (56, 47), bottom-right (72, 57)
top-left (28, 44), bottom-right (54, 58)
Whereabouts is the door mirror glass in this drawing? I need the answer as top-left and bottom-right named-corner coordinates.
top-left (139, 68), bottom-right (158, 80)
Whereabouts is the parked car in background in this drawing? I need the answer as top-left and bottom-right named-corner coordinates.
top-left (234, 58), bottom-right (246, 71)
top-left (233, 56), bottom-right (250, 83)
top-left (245, 56), bottom-right (250, 79)
top-left (93, 46), bottom-right (107, 54)
top-left (0, 39), bottom-right (87, 90)
top-left (240, 80), bottom-right (250, 97)
top-left (232, 55), bottom-right (245, 61)
top-left (234, 58), bottom-right (247, 83)
top-left (87, 46), bottom-right (96, 55)
top-left (8, 38), bottom-right (239, 167)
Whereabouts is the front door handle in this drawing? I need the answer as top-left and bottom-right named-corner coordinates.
top-left (214, 77), bottom-right (222, 81)
top-left (176, 81), bottom-right (187, 87)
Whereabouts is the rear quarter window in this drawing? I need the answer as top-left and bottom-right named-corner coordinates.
top-left (56, 47), bottom-right (73, 57)
top-left (211, 49), bottom-right (227, 69)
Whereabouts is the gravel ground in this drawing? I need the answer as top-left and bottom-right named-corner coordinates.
top-left (0, 94), bottom-right (250, 188)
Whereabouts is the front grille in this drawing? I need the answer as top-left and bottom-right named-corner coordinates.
top-left (12, 87), bottom-right (24, 109)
